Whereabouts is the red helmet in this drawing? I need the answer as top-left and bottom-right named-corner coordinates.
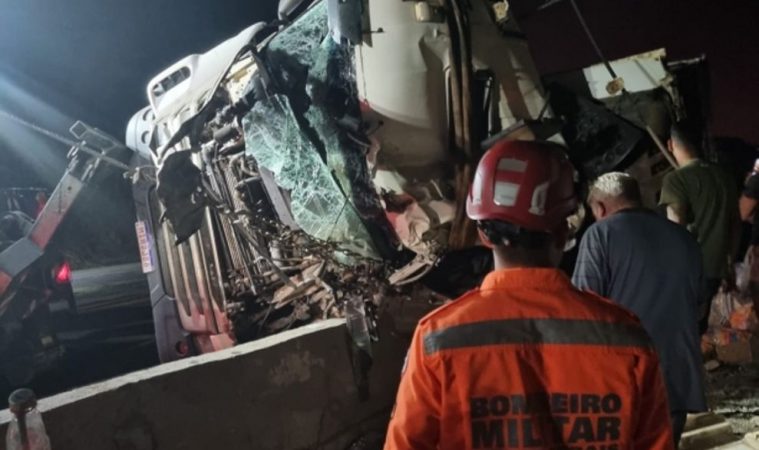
top-left (466, 140), bottom-right (577, 232)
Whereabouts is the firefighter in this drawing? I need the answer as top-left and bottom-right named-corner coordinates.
top-left (383, 140), bottom-right (674, 450)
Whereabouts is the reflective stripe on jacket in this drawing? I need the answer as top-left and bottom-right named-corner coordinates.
top-left (384, 268), bottom-right (674, 450)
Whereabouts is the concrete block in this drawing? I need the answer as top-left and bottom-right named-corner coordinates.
top-left (0, 317), bottom-right (413, 450)
top-left (740, 431), bottom-right (759, 448)
top-left (717, 336), bottom-right (759, 365)
top-left (681, 413), bottom-right (742, 449)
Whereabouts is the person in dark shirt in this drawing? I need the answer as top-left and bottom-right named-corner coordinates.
top-left (739, 162), bottom-right (759, 306)
top-left (740, 161), bottom-right (759, 243)
top-left (573, 172), bottom-right (706, 446)
top-left (659, 124), bottom-right (739, 333)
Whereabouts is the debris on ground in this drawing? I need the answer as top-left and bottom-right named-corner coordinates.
top-left (681, 365), bottom-right (759, 449)
top-left (696, 275), bottom-right (759, 446)
top-left (706, 364), bottom-right (759, 436)
top-left (681, 413), bottom-right (739, 449)
top-left (704, 287), bottom-right (759, 364)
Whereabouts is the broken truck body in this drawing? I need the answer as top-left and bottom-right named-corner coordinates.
top-left (125, 0), bottom-right (707, 361)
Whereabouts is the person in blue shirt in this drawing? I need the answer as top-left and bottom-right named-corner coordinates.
top-left (573, 172), bottom-right (707, 446)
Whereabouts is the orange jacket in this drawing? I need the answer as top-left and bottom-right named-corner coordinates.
top-left (384, 268), bottom-right (674, 450)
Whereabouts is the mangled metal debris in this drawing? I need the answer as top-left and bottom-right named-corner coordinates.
top-left (125, 0), bottom-right (710, 361)
top-left (545, 48), bottom-right (709, 206)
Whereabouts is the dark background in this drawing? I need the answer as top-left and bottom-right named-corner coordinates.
top-left (0, 0), bottom-right (757, 188)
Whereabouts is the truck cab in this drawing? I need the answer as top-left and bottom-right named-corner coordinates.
top-left (126, 0), bottom-right (705, 362)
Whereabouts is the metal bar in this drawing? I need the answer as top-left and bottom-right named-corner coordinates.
top-left (29, 173), bottom-right (84, 248)
top-left (448, 0), bottom-right (480, 249)
top-left (567, 1), bottom-right (679, 170)
top-left (0, 109), bottom-right (130, 171)
top-left (646, 125), bottom-right (679, 169)
top-left (568, 0), bottom-right (618, 80)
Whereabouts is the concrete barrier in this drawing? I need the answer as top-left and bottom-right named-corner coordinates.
top-left (0, 318), bottom-right (412, 450)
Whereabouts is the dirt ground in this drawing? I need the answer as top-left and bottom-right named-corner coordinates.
top-left (706, 363), bottom-right (759, 435)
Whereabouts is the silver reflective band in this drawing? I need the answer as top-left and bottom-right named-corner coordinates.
top-left (497, 158), bottom-right (528, 173)
top-left (493, 181), bottom-right (520, 206)
top-left (423, 318), bottom-right (652, 355)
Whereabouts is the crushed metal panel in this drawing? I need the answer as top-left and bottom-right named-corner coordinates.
top-left (259, 167), bottom-right (299, 230)
top-left (583, 49), bottom-right (671, 100)
top-left (0, 238), bottom-right (43, 279)
top-left (125, 106), bottom-right (156, 160)
top-left (547, 83), bottom-right (648, 179)
top-left (470, 0), bottom-right (550, 128)
top-left (147, 24), bottom-right (264, 123)
top-left (544, 48), bottom-right (688, 183)
top-left (327, 0), bottom-right (362, 44)
top-left (123, 0), bottom-right (574, 356)
top-left (244, 94), bottom-right (378, 258)
top-left (155, 151), bottom-right (206, 244)
top-left (356, 0), bottom-right (451, 169)
top-left (243, 1), bottom-right (381, 258)
top-left (356, 0), bottom-right (553, 258)
top-left (355, 0), bottom-right (455, 259)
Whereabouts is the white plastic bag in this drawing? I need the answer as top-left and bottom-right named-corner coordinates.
top-left (708, 288), bottom-right (748, 328)
top-left (736, 262), bottom-right (750, 294)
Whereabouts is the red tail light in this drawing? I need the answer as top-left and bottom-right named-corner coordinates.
top-left (175, 340), bottom-right (190, 357)
top-left (54, 262), bottom-right (71, 285)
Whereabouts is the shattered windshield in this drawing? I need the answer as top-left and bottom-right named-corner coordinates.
top-left (243, 2), bottom-right (382, 259)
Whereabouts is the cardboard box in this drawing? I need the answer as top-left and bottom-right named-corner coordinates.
top-left (716, 334), bottom-right (759, 364)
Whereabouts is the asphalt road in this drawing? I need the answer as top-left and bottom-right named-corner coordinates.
top-left (68, 263), bottom-right (151, 310)
top-left (4, 263), bottom-right (160, 407)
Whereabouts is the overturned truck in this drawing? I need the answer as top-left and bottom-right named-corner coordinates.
top-left (126, 0), bottom-right (706, 362)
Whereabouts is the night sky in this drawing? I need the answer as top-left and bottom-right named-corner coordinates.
top-left (0, 0), bottom-right (276, 186)
top-left (0, 0), bottom-right (757, 187)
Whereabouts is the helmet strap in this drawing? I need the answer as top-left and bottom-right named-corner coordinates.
top-left (478, 220), bottom-right (552, 250)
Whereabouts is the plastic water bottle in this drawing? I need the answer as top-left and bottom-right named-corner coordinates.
top-left (5, 389), bottom-right (51, 450)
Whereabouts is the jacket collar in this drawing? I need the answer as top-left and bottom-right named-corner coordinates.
top-left (480, 268), bottom-right (572, 291)
top-left (680, 158), bottom-right (701, 168)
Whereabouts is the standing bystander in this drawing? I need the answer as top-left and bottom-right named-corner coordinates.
top-left (573, 172), bottom-right (707, 445)
top-left (659, 124), bottom-right (740, 333)
top-left (738, 159), bottom-right (759, 308)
